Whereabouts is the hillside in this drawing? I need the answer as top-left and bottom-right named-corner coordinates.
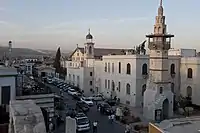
top-left (0, 47), bottom-right (46, 57)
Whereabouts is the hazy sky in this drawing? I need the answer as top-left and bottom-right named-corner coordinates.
top-left (0, 0), bottom-right (199, 51)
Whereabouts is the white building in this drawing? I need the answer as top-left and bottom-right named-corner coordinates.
top-left (0, 65), bottom-right (17, 108)
top-left (36, 65), bottom-right (55, 77)
top-left (64, 0), bottom-right (200, 121)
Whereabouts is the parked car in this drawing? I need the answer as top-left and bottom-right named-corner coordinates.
top-left (97, 102), bottom-right (113, 115)
top-left (76, 101), bottom-right (90, 113)
top-left (89, 94), bottom-right (104, 101)
top-left (75, 115), bottom-right (90, 132)
top-left (105, 99), bottom-right (117, 106)
top-left (68, 89), bottom-right (77, 96)
top-left (81, 97), bottom-right (94, 106)
top-left (73, 93), bottom-right (82, 101)
top-left (75, 112), bottom-right (86, 118)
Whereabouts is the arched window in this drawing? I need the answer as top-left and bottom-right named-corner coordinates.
top-left (108, 63), bottom-right (110, 73)
top-left (126, 63), bottom-right (131, 75)
top-left (84, 46), bottom-right (87, 53)
top-left (170, 64), bottom-right (175, 74)
top-left (112, 80), bottom-right (115, 91)
top-left (104, 63), bottom-right (107, 72)
top-left (112, 63), bottom-right (114, 73)
top-left (171, 83), bottom-right (174, 93)
top-left (187, 86), bottom-right (192, 97)
top-left (89, 46), bottom-right (92, 54)
top-left (142, 63), bottom-right (148, 75)
top-left (142, 84), bottom-right (146, 96)
top-left (158, 27), bottom-right (161, 33)
top-left (159, 87), bottom-right (163, 94)
top-left (119, 62), bottom-right (121, 73)
top-left (126, 83), bottom-right (130, 95)
top-left (187, 68), bottom-right (193, 78)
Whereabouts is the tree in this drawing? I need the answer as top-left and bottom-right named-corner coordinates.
top-left (53, 47), bottom-right (61, 73)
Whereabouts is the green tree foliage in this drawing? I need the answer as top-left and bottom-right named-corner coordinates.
top-left (53, 47), bottom-right (61, 73)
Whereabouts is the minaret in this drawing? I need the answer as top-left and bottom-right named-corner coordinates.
top-left (143, 0), bottom-right (174, 121)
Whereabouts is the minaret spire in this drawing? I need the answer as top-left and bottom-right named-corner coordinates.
top-left (160, 0), bottom-right (163, 7)
top-left (88, 28), bottom-right (90, 34)
top-left (158, 0), bottom-right (163, 16)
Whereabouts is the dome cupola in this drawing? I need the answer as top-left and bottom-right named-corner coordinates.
top-left (86, 29), bottom-right (93, 40)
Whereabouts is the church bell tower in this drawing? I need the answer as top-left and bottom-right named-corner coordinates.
top-left (143, 0), bottom-right (174, 121)
top-left (84, 29), bottom-right (95, 67)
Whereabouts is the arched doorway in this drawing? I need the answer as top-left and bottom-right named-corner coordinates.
top-left (162, 99), bottom-right (169, 120)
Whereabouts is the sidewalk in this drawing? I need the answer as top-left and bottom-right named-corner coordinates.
top-left (114, 103), bottom-right (151, 125)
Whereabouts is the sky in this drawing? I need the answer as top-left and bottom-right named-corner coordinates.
top-left (0, 0), bottom-right (199, 51)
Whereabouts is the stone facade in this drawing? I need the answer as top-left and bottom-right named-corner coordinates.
top-left (143, 0), bottom-right (174, 120)
top-left (9, 100), bottom-right (46, 133)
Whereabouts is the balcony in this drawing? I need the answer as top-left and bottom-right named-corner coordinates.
top-left (171, 72), bottom-right (176, 78)
top-left (142, 73), bottom-right (148, 79)
top-left (148, 41), bottom-right (171, 50)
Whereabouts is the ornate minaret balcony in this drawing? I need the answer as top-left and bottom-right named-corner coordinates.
top-left (148, 40), bottom-right (171, 50)
top-left (146, 0), bottom-right (174, 51)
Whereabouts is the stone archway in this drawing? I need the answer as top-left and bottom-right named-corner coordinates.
top-left (162, 99), bottom-right (169, 120)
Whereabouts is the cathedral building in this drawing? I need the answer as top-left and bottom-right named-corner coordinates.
top-left (64, 0), bottom-right (199, 121)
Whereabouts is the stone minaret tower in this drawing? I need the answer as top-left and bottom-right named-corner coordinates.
top-left (143, 0), bottom-right (174, 121)
top-left (84, 29), bottom-right (95, 67)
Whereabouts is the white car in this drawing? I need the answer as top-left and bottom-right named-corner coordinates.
top-left (81, 97), bottom-right (94, 106)
top-left (89, 94), bottom-right (104, 101)
top-left (75, 116), bottom-right (90, 132)
top-left (68, 89), bottom-right (77, 96)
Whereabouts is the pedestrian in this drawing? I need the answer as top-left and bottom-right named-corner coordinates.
top-left (111, 114), bottom-right (115, 123)
top-left (48, 119), bottom-right (54, 133)
top-left (125, 124), bottom-right (131, 133)
top-left (98, 106), bottom-right (101, 112)
top-left (93, 121), bottom-right (98, 133)
top-left (108, 115), bottom-right (111, 123)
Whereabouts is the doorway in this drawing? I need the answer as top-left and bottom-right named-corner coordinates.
top-left (41, 72), bottom-right (46, 77)
top-left (162, 99), bottom-right (169, 120)
top-left (1, 86), bottom-right (11, 105)
top-left (40, 107), bottom-right (49, 132)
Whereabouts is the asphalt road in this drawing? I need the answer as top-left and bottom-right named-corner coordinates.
top-left (45, 82), bottom-right (125, 133)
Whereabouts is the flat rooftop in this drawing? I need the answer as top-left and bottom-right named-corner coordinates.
top-left (155, 116), bottom-right (200, 133)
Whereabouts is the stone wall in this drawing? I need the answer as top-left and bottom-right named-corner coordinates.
top-left (9, 100), bottom-right (46, 133)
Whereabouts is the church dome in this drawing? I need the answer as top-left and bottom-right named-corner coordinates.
top-left (86, 33), bottom-right (93, 40)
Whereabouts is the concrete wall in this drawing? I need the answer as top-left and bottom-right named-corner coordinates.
top-left (16, 94), bottom-right (55, 118)
top-left (9, 100), bottom-right (46, 133)
top-left (0, 76), bottom-right (16, 105)
top-left (0, 67), bottom-right (17, 106)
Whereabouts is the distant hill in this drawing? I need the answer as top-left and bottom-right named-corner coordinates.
top-left (0, 47), bottom-right (46, 58)
top-left (0, 46), bottom-right (72, 58)
top-left (37, 49), bottom-right (72, 57)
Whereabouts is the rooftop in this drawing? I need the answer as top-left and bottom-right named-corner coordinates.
top-left (155, 116), bottom-right (200, 133)
top-left (0, 66), bottom-right (18, 76)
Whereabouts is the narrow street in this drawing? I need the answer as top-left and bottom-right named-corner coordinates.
top-left (46, 83), bottom-right (125, 133)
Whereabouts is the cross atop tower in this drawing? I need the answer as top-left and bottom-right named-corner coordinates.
top-left (88, 28), bottom-right (90, 34)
